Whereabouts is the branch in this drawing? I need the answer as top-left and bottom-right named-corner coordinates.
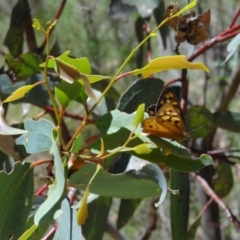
top-left (40, 105), bottom-right (96, 123)
top-left (105, 221), bottom-right (128, 240)
top-left (139, 198), bottom-right (158, 240)
top-left (191, 172), bottom-right (240, 229)
top-left (39, 0), bottom-right (67, 53)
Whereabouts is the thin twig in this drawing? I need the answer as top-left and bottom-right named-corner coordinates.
top-left (39, 0), bottom-right (67, 53)
top-left (191, 172), bottom-right (240, 228)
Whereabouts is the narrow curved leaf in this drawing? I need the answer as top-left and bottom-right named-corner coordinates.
top-left (16, 118), bottom-right (66, 227)
top-left (77, 164), bottom-right (101, 225)
top-left (53, 199), bottom-right (84, 240)
top-left (0, 105), bottom-right (28, 135)
top-left (3, 85), bottom-right (34, 103)
top-left (132, 55), bottom-right (209, 78)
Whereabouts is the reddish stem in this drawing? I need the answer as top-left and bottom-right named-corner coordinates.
top-left (31, 158), bottom-right (53, 168)
top-left (229, 8), bottom-right (240, 29)
top-left (42, 224), bottom-right (57, 240)
top-left (41, 105), bottom-right (96, 123)
top-left (36, 183), bottom-right (48, 196)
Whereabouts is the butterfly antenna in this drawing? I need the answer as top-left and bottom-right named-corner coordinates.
top-left (188, 125), bottom-right (206, 135)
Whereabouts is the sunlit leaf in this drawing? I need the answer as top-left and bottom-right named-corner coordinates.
top-left (3, 85), bottom-right (34, 103)
top-left (40, 51), bottom-right (91, 74)
top-left (54, 58), bottom-right (81, 83)
top-left (132, 55), bottom-right (209, 78)
top-left (19, 224), bottom-right (38, 240)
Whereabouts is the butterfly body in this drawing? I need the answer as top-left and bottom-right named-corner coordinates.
top-left (141, 87), bottom-right (189, 141)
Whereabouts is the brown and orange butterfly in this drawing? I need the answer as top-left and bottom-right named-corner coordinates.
top-left (141, 87), bottom-right (189, 141)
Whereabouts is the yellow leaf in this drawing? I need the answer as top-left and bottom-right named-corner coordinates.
top-left (133, 103), bottom-right (145, 128)
top-left (76, 186), bottom-right (89, 225)
top-left (132, 55), bottom-right (209, 78)
top-left (77, 164), bottom-right (101, 225)
top-left (3, 85), bottom-right (34, 103)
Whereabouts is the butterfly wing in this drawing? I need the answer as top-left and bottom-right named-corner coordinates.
top-left (155, 87), bottom-right (185, 123)
top-left (142, 87), bottom-right (188, 141)
top-left (186, 9), bottom-right (211, 45)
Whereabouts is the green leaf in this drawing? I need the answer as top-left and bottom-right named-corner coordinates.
top-left (187, 215), bottom-right (202, 240)
top-left (73, 85), bottom-right (88, 104)
top-left (0, 74), bottom-right (55, 106)
top-left (53, 199), bottom-right (84, 240)
top-left (40, 51), bottom-right (91, 74)
top-left (213, 111), bottom-right (240, 132)
top-left (34, 130), bottom-right (65, 226)
top-left (117, 199), bottom-right (142, 229)
top-left (55, 81), bottom-right (83, 107)
top-left (94, 110), bottom-right (214, 171)
top-left (40, 51), bottom-right (110, 84)
top-left (213, 161), bottom-right (233, 198)
top-left (19, 224), bottom-right (38, 240)
top-left (4, 0), bottom-right (30, 57)
top-left (69, 162), bottom-right (166, 203)
top-left (5, 52), bottom-right (41, 79)
top-left (117, 78), bottom-right (164, 113)
top-left (132, 55), bottom-right (209, 78)
top-left (3, 85), bottom-right (34, 103)
top-left (171, 171), bottom-right (189, 240)
top-left (185, 106), bottom-right (214, 138)
top-left (54, 58), bottom-right (81, 83)
top-left (16, 119), bottom-right (66, 227)
top-left (0, 162), bottom-right (33, 240)
top-left (16, 119), bottom-right (54, 154)
top-left (82, 197), bottom-right (111, 240)
top-left (84, 74), bottom-right (110, 84)
top-left (71, 134), bottom-right (83, 154)
top-left (96, 109), bottom-right (137, 134)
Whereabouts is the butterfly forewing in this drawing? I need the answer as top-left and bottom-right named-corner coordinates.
top-left (141, 87), bottom-right (189, 141)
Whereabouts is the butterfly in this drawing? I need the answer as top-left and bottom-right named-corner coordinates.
top-left (165, 3), bottom-right (211, 45)
top-left (141, 87), bottom-right (189, 141)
